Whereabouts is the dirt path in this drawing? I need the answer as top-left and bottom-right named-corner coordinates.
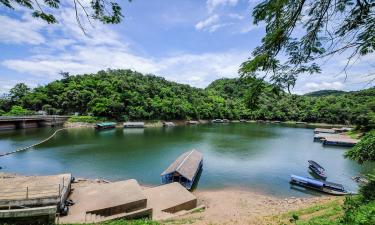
top-left (166, 188), bottom-right (337, 225)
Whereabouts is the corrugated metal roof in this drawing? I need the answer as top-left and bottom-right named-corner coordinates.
top-left (96, 122), bottom-right (116, 126)
top-left (161, 150), bottom-right (203, 181)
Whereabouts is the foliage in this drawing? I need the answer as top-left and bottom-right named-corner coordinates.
top-left (3, 105), bottom-right (33, 116)
top-left (343, 196), bottom-right (375, 225)
top-left (0, 0), bottom-right (130, 29)
top-left (67, 115), bottom-right (100, 123)
top-left (345, 130), bottom-right (375, 164)
top-left (0, 69), bottom-right (374, 124)
top-left (358, 172), bottom-right (375, 201)
top-left (241, 0), bottom-right (375, 92)
top-left (9, 83), bottom-right (30, 104)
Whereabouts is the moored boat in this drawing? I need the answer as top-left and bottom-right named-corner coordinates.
top-left (95, 122), bottom-right (116, 130)
top-left (290, 175), bottom-right (351, 195)
top-left (161, 149), bottom-right (203, 190)
top-left (308, 160), bottom-right (327, 180)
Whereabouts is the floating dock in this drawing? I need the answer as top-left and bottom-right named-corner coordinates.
top-left (314, 128), bottom-right (336, 134)
top-left (123, 122), bottom-right (145, 128)
top-left (186, 120), bottom-right (199, 125)
top-left (161, 149), bottom-right (203, 190)
top-left (323, 137), bottom-right (359, 147)
top-left (313, 133), bottom-right (341, 142)
top-left (0, 174), bottom-right (72, 224)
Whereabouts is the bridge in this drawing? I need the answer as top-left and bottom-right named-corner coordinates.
top-left (0, 116), bottom-right (70, 130)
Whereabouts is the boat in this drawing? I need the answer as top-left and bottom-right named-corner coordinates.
top-left (95, 122), bottom-right (116, 129)
top-left (308, 160), bottom-right (327, 180)
top-left (163, 121), bottom-right (175, 127)
top-left (123, 122), bottom-right (145, 128)
top-left (211, 119), bottom-right (224, 123)
top-left (161, 149), bottom-right (203, 190)
top-left (290, 175), bottom-right (351, 195)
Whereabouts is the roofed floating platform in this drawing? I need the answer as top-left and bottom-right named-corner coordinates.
top-left (123, 122), bottom-right (145, 128)
top-left (161, 149), bottom-right (203, 190)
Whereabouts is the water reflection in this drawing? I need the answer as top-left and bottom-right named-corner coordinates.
top-left (0, 123), bottom-right (371, 197)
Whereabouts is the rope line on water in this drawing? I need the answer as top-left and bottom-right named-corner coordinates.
top-left (0, 128), bottom-right (67, 157)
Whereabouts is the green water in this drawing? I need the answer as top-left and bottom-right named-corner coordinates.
top-left (0, 123), bottom-right (372, 197)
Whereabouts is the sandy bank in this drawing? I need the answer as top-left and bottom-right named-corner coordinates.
top-left (169, 188), bottom-right (337, 225)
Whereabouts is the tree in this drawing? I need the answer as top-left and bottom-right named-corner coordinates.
top-left (241, 0), bottom-right (375, 92)
top-left (9, 83), bottom-right (30, 103)
top-left (345, 130), bottom-right (375, 164)
top-left (1, 0), bottom-right (131, 32)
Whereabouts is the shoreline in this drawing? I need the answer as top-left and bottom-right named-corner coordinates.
top-left (63, 119), bottom-right (353, 129)
top-left (0, 172), bottom-right (340, 224)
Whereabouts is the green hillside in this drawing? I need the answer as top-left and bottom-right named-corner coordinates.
top-left (0, 69), bottom-right (374, 126)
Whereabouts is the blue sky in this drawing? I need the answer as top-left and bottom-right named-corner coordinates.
top-left (0, 0), bottom-right (374, 94)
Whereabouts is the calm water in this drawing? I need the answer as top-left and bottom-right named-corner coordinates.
top-left (0, 123), bottom-right (373, 197)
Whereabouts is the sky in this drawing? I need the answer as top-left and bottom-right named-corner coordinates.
top-left (0, 0), bottom-right (374, 94)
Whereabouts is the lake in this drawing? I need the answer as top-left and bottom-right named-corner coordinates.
top-left (0, 123), bottom-right (372, 197)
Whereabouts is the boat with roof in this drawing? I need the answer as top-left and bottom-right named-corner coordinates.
top-left (95, 122), bottom-right (116, 130)
top-left (290, 175), bottom-right (353, 195)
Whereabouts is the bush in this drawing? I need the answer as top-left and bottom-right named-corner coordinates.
top-left (343, 197), bottom-right (375, 225)
top-left (345, 130), bottom-right (375, 164)
top-left (67, 115), bottom-right (100, 123)
top-left (4, 106), bottom-right (33, 116)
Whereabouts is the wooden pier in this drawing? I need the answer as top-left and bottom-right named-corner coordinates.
top-left (0, 174), bottom-right (72, 224)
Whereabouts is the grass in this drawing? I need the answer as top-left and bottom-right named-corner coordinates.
top-left (67, 115), bottom-right (101, 123)
top-left (66, 219), bottom-right (160, 225)
top-left (263, 198), bottom-right (344, 225)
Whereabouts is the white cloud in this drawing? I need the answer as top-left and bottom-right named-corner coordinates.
top-left (207, 0), bottom-right (239, 12)
top-left (195, 14), bottom-right (219, 30)
top-left (303, 82), bottom-right (344, 93)
top-left (0, 15), bottom-right (46, 45)
top-left (0, 7), bottom-right (249, 90)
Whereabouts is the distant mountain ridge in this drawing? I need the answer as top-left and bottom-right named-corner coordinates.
top-left (304, 90), bottom-right (347, 97)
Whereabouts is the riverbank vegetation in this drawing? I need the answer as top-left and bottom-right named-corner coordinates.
top-left (0, 69), bottom-right (374, 127)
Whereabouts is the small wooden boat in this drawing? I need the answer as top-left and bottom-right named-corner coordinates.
top-left (95, 122), bottom-right (116, 130)
top-left (290, 175), bottom-right (351, 195)
top-left (308, 160), bottom-right (327, 180)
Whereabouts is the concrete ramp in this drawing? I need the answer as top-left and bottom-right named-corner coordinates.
top-left (59, 179), bottom-right (151, 224)
top-left (144, 182), bottom-right (197, 220)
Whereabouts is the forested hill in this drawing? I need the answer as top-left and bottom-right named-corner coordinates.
top-left (0, 69), bottom-right (374, 126)
top-left (304, 90), bottom-right (347, 97)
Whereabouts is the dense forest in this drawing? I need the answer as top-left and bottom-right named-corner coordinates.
top-left (0, 69), bottom-right (374, 128)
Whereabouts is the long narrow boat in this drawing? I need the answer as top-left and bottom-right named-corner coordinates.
top-left (290, 175), bottom-right (352, 195)
top-left (308, 160), bottom-right (327, 180)
top-left (95, 122), bottom-right (116, 130)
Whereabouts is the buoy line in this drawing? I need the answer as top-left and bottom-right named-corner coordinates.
top-left (0, 128), bottom-right (67, 157)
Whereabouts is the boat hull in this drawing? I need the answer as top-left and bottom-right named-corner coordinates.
top-left (290, 180), bottom-right (349, 196)
top-left (308, 166), bottom-right (327, 180)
